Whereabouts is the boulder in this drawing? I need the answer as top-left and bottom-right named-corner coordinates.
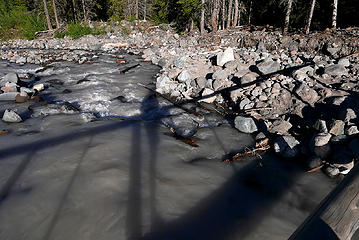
top-left (199, 88), bottom-right (216, 104)
top-left (294, 82), bottom-right (320, 106)
top-left (324, 64), bottom-right (348, 76)
top-left (329, 120), bottom-right (345, 136)
top-left (274, 136), bottom-right (300, 158)
top-left (311, 133), bottom-right (331, 147)
top-left (1, 72), bottom-right (19, 87)
top-left (313, 119), bottom-right (328, 133)
top-left (256, 59), bottom-right (280, 75)
top-left (0, 92), bottom-right (18, 101)
top-left (217, 47), bottom-right (235, 67)
top-left (269, 120), bottom-right (292, 135)
top-left (212, 70), bottom-right (229, 81)
top-left (234, 116), bottom-right (258, 134)
top-left (2, 109), bottom-right (22, 123)
top-left (177, 70), bottom-right (192, 85)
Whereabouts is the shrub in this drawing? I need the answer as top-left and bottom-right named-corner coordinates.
top-left (65, 22), bottom-right (92, 39)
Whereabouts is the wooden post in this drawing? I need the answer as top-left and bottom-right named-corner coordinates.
top-left (289, 163), bottom-right (359, 240)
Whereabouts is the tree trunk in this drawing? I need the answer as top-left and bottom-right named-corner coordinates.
top-left (200, 0), bottom-right (205, 34)
top-left (305, 0), bottom-right (316, 34)
top-left (248, 0), bottom-right (252, 25)
top-left (52, 0), bottom-right (60, 29)
top-left (233, 0), bottom-right (238, 27)
top-left (71, 0), bottom-right (76, 21)
top-left (143, 0), bottom-right (147, 20)
top-left (283, 0), bottom-right (293, 34)
top-left (135, 0), bottom-right (139, 19)
top-left (211, 0), bottom-right (219, 32)
top-left (82, 0), bottom-right (87, 23)
top-left (332, 0), bottom-right (338, 28)
top-left (221, 0), bottom-right (225, 30)
top-left (42, 0), bottom-right (53, 30)
top-left (226, 0), bottom-right (233, 29)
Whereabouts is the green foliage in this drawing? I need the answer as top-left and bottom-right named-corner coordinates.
top-left (63, 22), bottom-right (106, 39)
top-left (0, 1), bottom-right (45, 40)
top-left (152, 0), bottom-right (170, 24)
top-left (65, 22), bottom-right (92, 39)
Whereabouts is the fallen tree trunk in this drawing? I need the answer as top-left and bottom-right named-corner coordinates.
top-left (289, 163), bottom-right (359, 240)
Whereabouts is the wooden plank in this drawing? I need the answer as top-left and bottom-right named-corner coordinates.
top-left (289, 163), bottom-right (359, 240)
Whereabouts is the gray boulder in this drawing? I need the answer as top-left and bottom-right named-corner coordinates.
top-left (217, 47), bottom-right (235, 67)
top-left (212, 70), bottom-right (229, 81)
top-left (294, 82), bottom-right (320, 106)
top-left (0, 92), bottom-right (18, 101)
top-left (329, 120), bottom-right (345, 136)
top-left (311, 133), bottom-right (331, 147)
top-left (2, 109), bottom-right (22, 123)
top-left (256, 59), bottom-right (280, 75)
top-left (177, 70), bottom-right (192, 84)
top-left (269, 120), bottom-right (292, 135)
top-left (274, 136), bottom-right (300, 158)
top-left (234, 116), bottom-right (258, 133)
top-left (324, 64), bottom-right (348, 76)
top-left (1, 72), bottom-right (19, 87)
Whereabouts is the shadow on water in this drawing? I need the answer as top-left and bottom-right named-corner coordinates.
top-left (0, 58), bottom-right (355, 239)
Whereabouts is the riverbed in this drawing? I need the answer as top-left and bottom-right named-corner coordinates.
top-left (0, 54), bottom-right (339, 240)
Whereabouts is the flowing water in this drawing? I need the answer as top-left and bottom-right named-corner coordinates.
top-left (0, 54), bottom-right (340, 239)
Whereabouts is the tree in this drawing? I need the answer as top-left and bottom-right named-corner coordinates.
top-left (332, 0), bottom-right (338, 28)
top-left (43, 0), bottom-right (53, 30)
top-left (283, 0), bottom-right (293, 33)
top-left (305, 0), bottom-right (315, 34)
top-left (200, 0), bottom-right (205, 34)
top-left (232, 0), bottom-right (238, 27)
top-left (226, 0), bottom-right (233, 28)
top-left (211, 0), bottom-right (220, 32)
top-left (52, 0), bottom-right (60, 29)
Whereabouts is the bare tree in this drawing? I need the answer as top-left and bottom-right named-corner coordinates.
top-left (248, 0), bottom-right (252, 25)
top-left (43, 0), bottom-right (53, 30)
top-left (52, 0), bottom-right (60, 29)
top-left (283, 0), bottom-right (293, 33)
top-left (305, 0), bottom-right (316, 34)
top-left (221, 0), bottom-right (225, 30)
top-left (135, 0), bottom-right (139, 19)
top-left (232, 0), bottom-right (238, 27)
top-left (226, 0), bottom-right (233, 28)
top-left (332, 0), bottom-right (338, 28)
top-left (82, 0), bottom-right (87, 23)
top-left (211, 0), bottom-right (220, 32)
top-left (200, 0), bottom-right (205, 34)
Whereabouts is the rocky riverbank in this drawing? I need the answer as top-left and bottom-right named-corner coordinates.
top-left (1, 23), bottom-right (359, 178)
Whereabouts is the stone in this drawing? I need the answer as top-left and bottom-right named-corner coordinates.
top-left (234, 116), bottom-right (258, 134)
top-left (0, 92), bottom-right (18, 101)
top-left (324, 166), bottom-right (340, 178)
top-left (230, 89), bottom-right (243, 102)
top-left (256, 59), bottom-right (280, 75)
top-left (212, 70), bottom-right (229, 81)
top-left (324, 64), bottom-right (348, 76)
top-left (332, 149), bottom-right (355, 175)
top-left (162, 114), bottom-right (198, 137)
top-left (1, 72), bottom-right (19, 86)
top-left (172, 56), bottom-right (187, 68)
top-left (212, 79), bottom-right (224, 91)
top-left (345, 126), bottom-right (359, 135)
top-left (311, 133), bottom-right (331, 147)
top-left (269, 120), bottom-right (292, 135)
top-left (217, 47), bottom-right (235, 67)
top-left (15, 94), bottom-right (28, 103)
top-left (224, 61), bottom-right (238, 72)
top-left (33, 84), bottom-right (45, 92)
top-left (239, 98), bottom-right (250, 110)
top-left (294, 82), bottom-right (320, 106)
top-left (2, 109), bottom-right (22, 123)
top-left (329, 120), bottom-right (345, 136)
top-left (274, 136), bottom-right (300, 158)
top-left (240, 72), bottom-right (259, 85)
top-left (339, 108), bottom-right (357, 123)
top-left (257, 41), bottom-right (266, 52)
top-left (195, 77), bottom-right (207, 89)
top-left (199, 88), bottom-right (216, 104)
top-left (314, 119), bottom-right (328, 133)
top-left (156, 75), bottom-right (176, 94)
top-left (338, 58), bottom-right (350, 67)
top-left (313, 145), bottom-right (331, 159)
top-left (177, 70), bottom-right (192, 84)
top-left (306, 156), bottom-right (323, 170)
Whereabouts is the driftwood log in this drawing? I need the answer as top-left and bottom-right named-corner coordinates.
top-left (289, 163), bottom-right (359, 240)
